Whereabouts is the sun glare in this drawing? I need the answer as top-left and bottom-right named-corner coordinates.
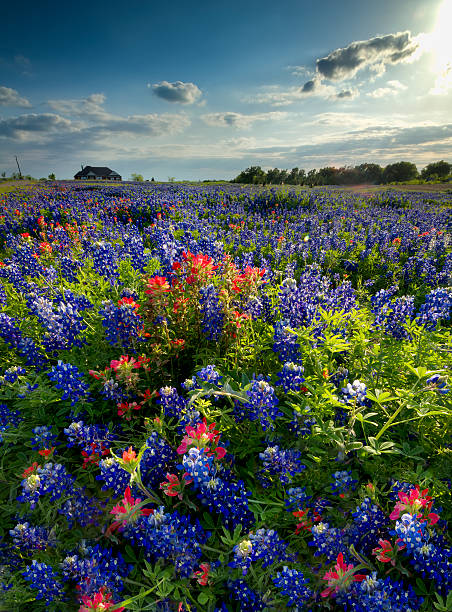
top-left (427, 0), bottom-right (452, 93)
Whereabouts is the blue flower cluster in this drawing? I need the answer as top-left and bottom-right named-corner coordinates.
top-left (30, 425), bottom-right (58, 450)
top-left (124, 508), bottom-right (210, 577)
top-left (199, 284), bottom-right (224, 341)
top-left (337, 573), bottom-right (423, 612)
top-left (0, 403), bottom-right (23, 444)
top-left (22, 561), bottom-right (64, 604)
top-left (273, 321), bottom-right (301, 363)
top-left (275, 361), bottom-right (305, 392)
top-left (0, 312), bottom-right (46, 368)
top-left (61, 543), bottom-right (130, 599)
top-left (18, 462), bottom-right (75, 509)
top-left (140, 431), bottom-right (177, 489)
top-left (9, 522), bottom-right (56, 551)
top-left (230, 528), bottom-right (292, 575)
top-left (47, 361), bottom-right (91, 406)
top-left (242, 377), bottom-right (282, 431)
top-left (258, 445), bottom-right (306, 488)
top-left (196, 473), bottom-right (255, 529)
top-left (99, 298), bottom-right (144, 348)
top-left (330, 470), bottom-right (358, 496)
top-left (228, 579), bottom-right (267, 611)
top-left (272, 566), bottom-right (313, 608)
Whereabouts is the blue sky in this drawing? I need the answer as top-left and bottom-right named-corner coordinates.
top-left (1, 0), bottom-right (451, 180)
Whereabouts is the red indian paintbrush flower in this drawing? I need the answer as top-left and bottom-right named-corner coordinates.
top-left (321, 553), bottom-right (366, 598)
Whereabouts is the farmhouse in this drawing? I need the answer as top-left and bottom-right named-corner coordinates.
top-left (74, 166), bottom-right (122, 181)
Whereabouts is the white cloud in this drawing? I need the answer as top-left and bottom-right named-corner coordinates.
top-left (367, 80), bottom-right (407, 98)
top-left (0, 86), bottom-right (31, 107)
top-left (201, 111), bottom-right (288, 128)
top-left (150, 81), bottom-right (202, 104)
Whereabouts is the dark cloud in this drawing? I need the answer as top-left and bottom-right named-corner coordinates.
top-left (0, 113), bottom-right (72, 138)
top-left (301, 80), bottom-right (316, 93)
top-left (315, 31), bottom-right (419, 81)
top-left (151, 81), bottom-right (202, 104)
top-left (0, 85), bottom-right (31, 107)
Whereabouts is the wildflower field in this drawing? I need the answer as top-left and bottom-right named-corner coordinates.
top-left (0, 182), bottom-right (451, 611)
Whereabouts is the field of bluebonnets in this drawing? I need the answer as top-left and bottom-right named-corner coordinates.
top-left (0, 181), bottom-right (451, 611)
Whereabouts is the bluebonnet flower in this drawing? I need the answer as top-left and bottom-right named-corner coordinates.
top-left (331, 470), bottom-right (358, 496)
top-left (47, 361), bottom-right (91, 406)
top-left (341, 380), bottom-right (369, 406)
top-left (389, 480), bottom-right (415, 501)
top-left (157, 385), bottom-right (187, 419)
top-left (417, 287), bottom-right (452, 329)
top-left (124, 509), bottom-right (210, 577)
top-left (140, 431), bottom-right (177, 489)
top-left (0, 283), bottom-right (6, 308)
top-left (63, 420), bottom-right (116, 464)
top-left (371, 290), bottom-right (415, 339)
top-left (13, 243), bottom-right (45, 278)
top-left (348, 498), bottom-right (389, 555)
top-left (284, 487), bottom-right (312, 511)
top-left (91, 241), bottom-right (119, 282)
top-left (228, 579), bottom-right (267, 611)
top-left (176, 407), bottom-right (202, 434)
top-left (199, 284), bottom-right (224, 341)
top-left (97, 455), bottom-right (132, 496)
top-left (426, 373), bottom-right (449, 394)
top-left (196, 475), bottom-right (254, 529)
top-left (61, 543), bottom-right (130, 599)
top-left (22, 561), bottom-right (64, 603)
top-left (18, 462), bottom-right (76, 509)
top-left (337, 573), bottom-right (423, 612)
top-left (288, 406), bottom-right (316, 437)
top-left (10, 522), bottom-right (56, 551)
top-left (310, 521), bottom-right (352, 563)
top-left (28, 295), bottom-right (87, 352)
top-left (242, 377), bottom-right (282, 431)
top-left (30, 426), bottom-right (58, 451)
top-left (0, 403), bottom-right (22, 444)
top-left (196, 364), bottom-right (222, 385)
top-left (182, 447), bottom-right (214, 489)
top-left (0, 312), bottom-right (46, 368)
top-left (58, 489), bottom-right (103, 528)
top-left (275, 361), bottom-right (305, 393)
top-left (230, 528), bottom-right (292, 575)
top-left (3, 365), bottom-right (26, 383)
top-left (100, 296), bottom-right (145, 349)
top-left (409, 540), bottom-right (452, 595)
top-left (273, 321), bottom-right (301, 363)
top-left (258, 445), bottom-right (306, 489)
top-left (272, 566), bottom-right (313, 608)
top-left (101, 377), bottom-right (126, 402)
top-left (59, 256), bottom-right (82, 282)
top-left (393, 513), bottom-right (428, 553)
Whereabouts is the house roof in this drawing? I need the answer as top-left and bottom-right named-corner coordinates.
top-left (74, 166), bottom-right (121, 178)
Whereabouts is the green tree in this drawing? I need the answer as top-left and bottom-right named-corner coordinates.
top-left (233, 166), bottom-right (265, 184)
top-left (421, 160), bottom-right (451, 180)
top-left (355, 163), bottom-right (383, 184)
top-left (382, 161), bottom-right (418, 183)
top-left (48, 173), bottom-right (56, 180)
top-left (131, 173), bottom-right (144, 181)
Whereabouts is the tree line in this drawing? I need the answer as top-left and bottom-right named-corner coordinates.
top-left (232, 160), bottom-right (452, 186)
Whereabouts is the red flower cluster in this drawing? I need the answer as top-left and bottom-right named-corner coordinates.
top-left (177, 419), bottom-right (226, 459)
top-left (389, 485), bottom-right (439, 525)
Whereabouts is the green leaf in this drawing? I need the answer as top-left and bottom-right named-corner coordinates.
top-left (198, 592), bottom-right (209, 605)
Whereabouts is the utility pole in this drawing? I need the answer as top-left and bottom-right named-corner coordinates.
top-left (15, 156), bottom-right (22, 179)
